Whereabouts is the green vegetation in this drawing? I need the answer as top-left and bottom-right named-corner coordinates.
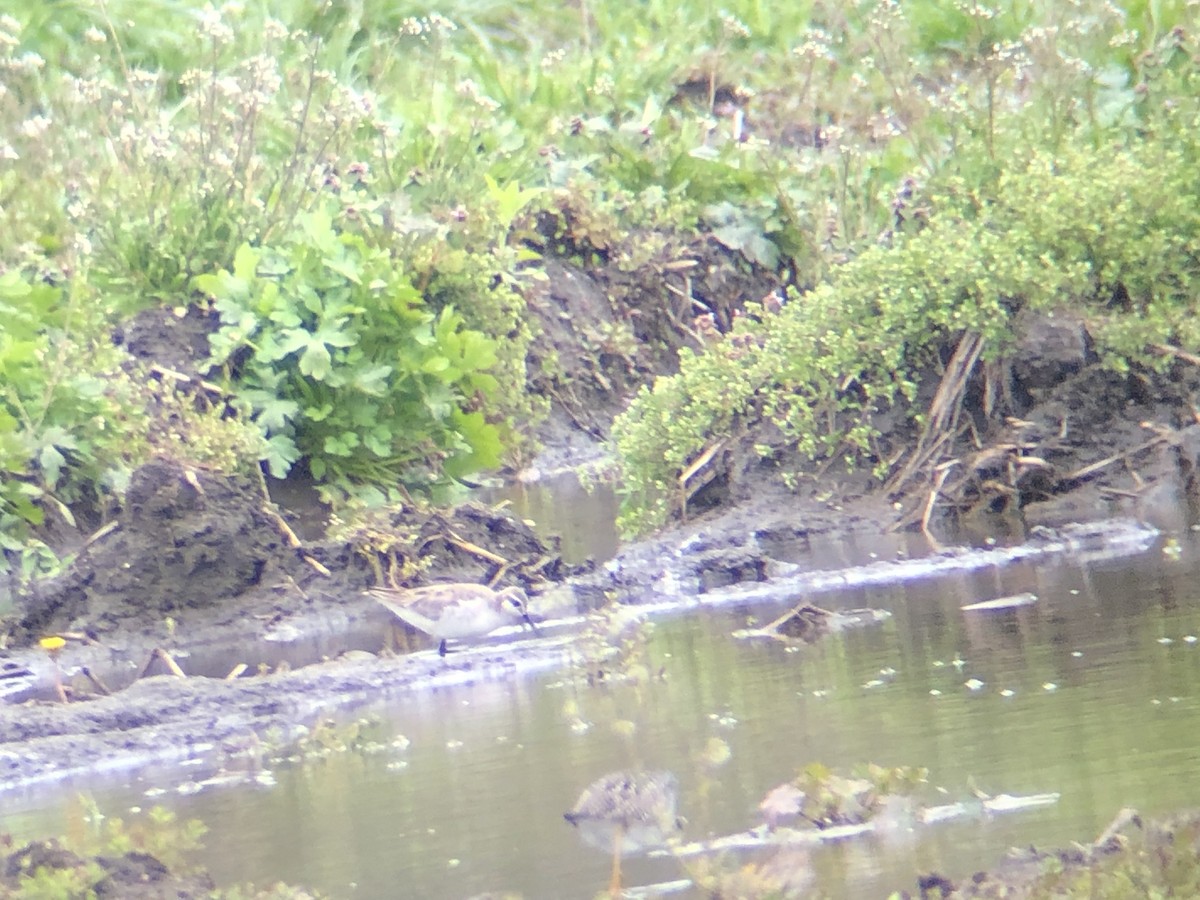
top-left (196, 212), bottom-right (506, 501)
top-left (1, 802), bottom-right (319, 898)
top-left (612, 10), bottom-right (1200, 533)
top-left (1, 0), bottom-right (1198, 565)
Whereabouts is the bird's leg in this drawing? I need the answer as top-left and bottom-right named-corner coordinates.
top-left (438, 639), bottom-right (449, 657)
top-left (608, 824), bottom-right (624, 897)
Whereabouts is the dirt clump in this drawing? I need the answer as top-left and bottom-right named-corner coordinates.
top-left (524, 228), bottom-right (780, 439)
top-left (7, 454), bottom-right (573, 664)
top-left (12, 458), bottom-right (313, 641)
top-left (0, 839), bottom-right (215, 898)
top-left (911, 808), bottom-right (1200, 899)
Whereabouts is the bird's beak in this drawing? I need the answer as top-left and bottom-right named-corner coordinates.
top-left (521, 612), bottom-right (541, 635)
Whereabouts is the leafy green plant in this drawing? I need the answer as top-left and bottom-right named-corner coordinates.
top-left (0, 271), bottom-right (139, 556)
top-left (8, 850), bottom-right (102, 900)
top-left (196, 208), bottom-right (506, 500)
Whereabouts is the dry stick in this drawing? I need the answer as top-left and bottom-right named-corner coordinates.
top-left (84, 521), bottom-right (120, 547)
top-left (887, 432), bottom-right (958, 533)
top-left (1093, 807), bottom-right (1142, 849)
top-left (265, 508), bottom-right (302, 549)
top-left (765, 602), bottom-right (835, 635)
top-left (444, 532), bottom-right (508, 567)
top-left (920, 464), bottom-right (955, 547)
top-left (927, 332), bottom-right (984, 434)
top-left (1125, 457), bottom-right (1146, 491)
top-left (50, 658), bottom-right (69, 704)
top-left (183, 467), bottom-right (205, 497)
top-left (544, 384), bottom-right (602, 438)
top-left (148, 364), bottom-right (227, 398)
top-left (302, 555), bottom-right (331, 577)
top-left (140, 648), bottom-right (187, 679)
top-left (888, 331), bottom-right (984, 493)
top-left (225, 663), bottom-right (248, 681)
top-left (262, 503), bottom-right (329, 576)
top-left (1099, 487), bottom-right (1141, 500)
top-left (1062, 434), bottom-right (1170, 482)
top-left (1150, 342), bottom-right (1200, 367)
top-left (80, 667), bottom-right (111, 695)
top-left (280, 572), bottom-right (312, 601)
top-left (678, 438), bottom-right (727, 523)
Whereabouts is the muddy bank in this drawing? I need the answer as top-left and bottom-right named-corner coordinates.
top-left (3, 249), bottom-right (1200, 900)
top-left (0, 453), bottom-right (1162, 797)
top-left (5, 296), bottom-right (1200, 784)
top-left (0, 445), bottom-right (895, 792)
top-left (910, 808), bottom-right (1200, 899)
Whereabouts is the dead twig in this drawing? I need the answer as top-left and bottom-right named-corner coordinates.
top-left (265, 508), bottom-right (303, 549)
top-left (84, 521), bottom-right (120, 547)
top-left (140, 647), bottom-right (187, 679)
top-left (80, 666), bottom-right (111, 695)
top-left (182, 468), bottom-right (206, 496)
top-left (1150, 342), bottom-right (1200, 368)
top-left (888, 331), bottom-right (984, 493)
top-left (444, 532), bottom-right (507, 566)
top-left (678, 438), bottom-right (728, 523)
top-left (1062, 433), bottom-right (1170, 483)
top-left (920, 463), bottom-right (955, 549)
top-left (149, 364), bottom-right (228, 398)
top-left (302, 555), bottom-right (330, 577)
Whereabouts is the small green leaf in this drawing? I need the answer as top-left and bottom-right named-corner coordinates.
top-left (264, 435), bottom-right (300, 478)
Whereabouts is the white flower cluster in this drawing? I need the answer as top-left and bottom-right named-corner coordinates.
top-left (455, 78), bottom-right (500, 112)
top-left (400, 14), bottom-right (458, 39)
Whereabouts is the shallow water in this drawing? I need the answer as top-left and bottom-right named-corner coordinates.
top-left (6, 527), bottom-right (1200, 898)
top-left (484, 469), bottom-right (621, 565)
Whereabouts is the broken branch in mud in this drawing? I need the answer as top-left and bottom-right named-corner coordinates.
top-left (1150, 341), bottom-right (1200, 368)
top-left (182, 468), bottom-right (205, 496)
top-left (1062, 428), bottom-right (1171, 483)
top-left (1093, 806), bottom-right (1142, 850)
top-left (543, 383), bottom-right (605, 438)
top-left (80, 667), bottom-right (111, 696)
top-left (443, 532), bottom-right (507, 566)
top-left (264, 508), bottom-right (302, 549)
top-left (84, 521), bottom-right (120, 547)
top-left (301, 556), bottom-right (330, 577)
top-left (919, 463), bottom-right (954, 548)
top-left (679, 438), bottom-right (728, 523)
top-left (260, 501), bottom-right (329, 577)
top-left (140, 648), bottom-right (187, 679)
top-left (888, 330), bottom-right (984, 494)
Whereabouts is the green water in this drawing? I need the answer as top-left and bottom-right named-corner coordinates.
top-left (484, 469), bottom-right (621, 566)
top-left (4, 530), bottom-right (1200, 898)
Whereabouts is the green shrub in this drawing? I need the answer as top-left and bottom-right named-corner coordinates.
top-left (195, 208), bottom-right (506, 501)
top-left (614, 62), bottom-right (1200, 533)
top-left (0, 271), bottom-right (143, 557)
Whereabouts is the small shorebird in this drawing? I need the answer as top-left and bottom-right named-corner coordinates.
top-left (366, 583), bottom-right (538, 656)
top-left (564, 770), bottom-right (682, 896)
